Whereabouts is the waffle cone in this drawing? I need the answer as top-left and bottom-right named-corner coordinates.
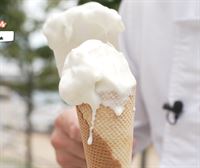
top-left (76, 90), bottom-right (135, 168)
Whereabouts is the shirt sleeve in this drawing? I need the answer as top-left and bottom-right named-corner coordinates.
top-left (119, 0), bottom-right (152, 154)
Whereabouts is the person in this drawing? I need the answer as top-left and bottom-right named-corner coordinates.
top-left (51, 0), bottom-right (200, 168)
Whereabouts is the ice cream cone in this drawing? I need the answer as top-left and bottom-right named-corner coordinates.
top-left (76, 88), bottom-right (136, 168)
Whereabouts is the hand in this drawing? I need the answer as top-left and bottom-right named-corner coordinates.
top-left (51, 107), bottom-right (86, 168)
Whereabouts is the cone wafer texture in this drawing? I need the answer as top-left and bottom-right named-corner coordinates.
top-left (76, 89), bottom-right (136, 168)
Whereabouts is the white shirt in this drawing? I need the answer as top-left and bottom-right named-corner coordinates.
top-left (119, 0), bottom-right (200, 167)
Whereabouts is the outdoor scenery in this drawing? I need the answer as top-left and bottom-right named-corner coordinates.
top-left (0, 0), bottom-right (158, 167)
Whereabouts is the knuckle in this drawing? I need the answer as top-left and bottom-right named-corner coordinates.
top-left (69, 124), bottom-right (80, 139)
top-left (51, 131), bottom-right (62, 149)
top-left (56, 154), bottom-right (66, 165)
top-left (54, 114), bottom-right (62, 128)
top-left (69, 124), bottom-right (78, 133)
top-left (82, 165), bottom-right (87, 168)
top-left (56, 153), bottom-right (73, 167)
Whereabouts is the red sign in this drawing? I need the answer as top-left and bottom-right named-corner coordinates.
top-left (0, 20), bottom-right (7, 28)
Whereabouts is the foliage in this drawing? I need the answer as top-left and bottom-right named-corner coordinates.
top-left (0, 1), bottom-right (59, 168)
top-left (78, 0), bottom-right (121, 10)
top-left (0, 2), bottom-right (59, 95)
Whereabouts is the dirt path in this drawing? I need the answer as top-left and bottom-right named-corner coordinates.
top-left (1, 132), bottom-right (159, 168)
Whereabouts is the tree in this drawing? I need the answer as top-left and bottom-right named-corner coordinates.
top-left (0, 0), bottom-right (59, 168)
top-left (78, 0), bottom-right (121, 10)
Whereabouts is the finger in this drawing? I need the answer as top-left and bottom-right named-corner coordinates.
top-left (55, 107), bottom-right (82, 142)
top-left (55, 150), bottom-right (86, 168)
top-left (51, 128), bottom-right (85, 159)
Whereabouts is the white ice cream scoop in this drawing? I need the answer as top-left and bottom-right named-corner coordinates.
top-left (43, 2), bottom-right (124, 76)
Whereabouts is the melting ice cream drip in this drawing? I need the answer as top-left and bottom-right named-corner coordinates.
top-left (87, 107), bottom-right (97, 145)
top-left (87, 90), bottom-right (134, 145)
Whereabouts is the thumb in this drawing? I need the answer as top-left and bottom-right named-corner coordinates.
top-left (62, 106), bottom-right (82, 142)
top-left (69, 117), bottom-right (81, 141)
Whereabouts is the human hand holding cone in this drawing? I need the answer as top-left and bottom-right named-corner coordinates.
top-left (76, 89), bottom-right (136, 168)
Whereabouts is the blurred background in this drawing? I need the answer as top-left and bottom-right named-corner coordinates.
top-left (0, 0), bottom-right (159, 168)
